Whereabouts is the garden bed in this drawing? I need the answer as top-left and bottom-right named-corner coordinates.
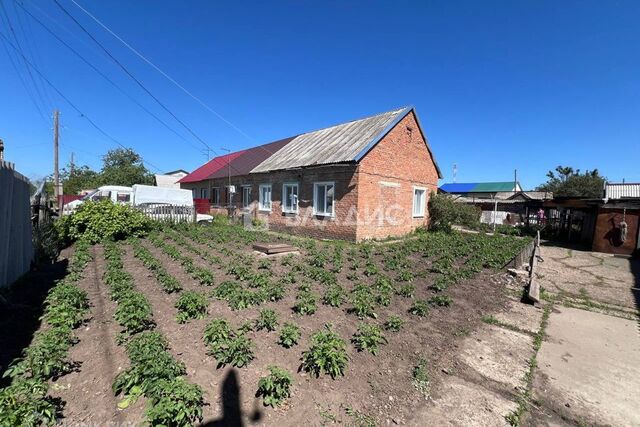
top-left (2, 223), bottom-right (530, 425)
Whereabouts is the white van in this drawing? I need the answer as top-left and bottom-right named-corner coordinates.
top-left (63, 184), bottom-right (213, 223)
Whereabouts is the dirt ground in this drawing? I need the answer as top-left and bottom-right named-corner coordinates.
top-left (524, 245), bottom-right (640, 427)
top-left (27, 229), bottom-right (536, 426)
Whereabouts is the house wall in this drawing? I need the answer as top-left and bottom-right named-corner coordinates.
top-left (592, 208), bottom-right (639, 255)
top-left (354, 111), bottom-right (439, 240)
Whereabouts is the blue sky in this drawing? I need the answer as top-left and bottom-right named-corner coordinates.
top-left (1, 0), bottom-right (638, 189)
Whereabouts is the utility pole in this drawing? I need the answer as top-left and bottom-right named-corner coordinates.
top-left (222, 148), bottom-right (231, 207)
top-left (70, 152), bottom-right (75, 175)
top-left (53, 110), bottom-right (61, 213)
top-left (0, 139), bottom-right (4, 161)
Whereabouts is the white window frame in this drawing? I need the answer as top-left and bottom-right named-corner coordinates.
top-left (282, 182), bottom-right (299, 214)
top-left (241, 185), bottom-right (252, 209)
top-left (413, 186), bottom-right (426, 218)
top-left (191, 188), bottom-right (197, 199)
top-left (200, 188), bottom-right (208, 199)
top-left (211, 187), bottom-right (220, 206)
top-left (313, 181), bottom-right (335, 217)
top-left (259, 183), bottom-right (272, 211)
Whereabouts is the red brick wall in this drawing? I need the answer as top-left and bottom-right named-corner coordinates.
top-left (592, 208), bottom-right (639, 255)
top-left (354, 111), bottom-right (440, 240)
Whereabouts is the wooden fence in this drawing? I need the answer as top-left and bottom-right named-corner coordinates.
top-left (0, 161), bottom-right (33, 288)
top-left (135, 204), bottom-right (197, 223)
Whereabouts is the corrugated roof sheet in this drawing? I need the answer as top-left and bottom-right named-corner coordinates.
top-left (440, 182), bottom-right (520, 193)
top-left (250, 107), bottom-right (409, 173)
top-left (179, 151), bottom-right (246, 183)
top-left (606, 183), bottom-right (640, 199)
top-left (206, 137), bottom-right (294, 179)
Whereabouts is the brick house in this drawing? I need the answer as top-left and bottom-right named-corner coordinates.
top-left (179, 107), bottom-right (442, 241)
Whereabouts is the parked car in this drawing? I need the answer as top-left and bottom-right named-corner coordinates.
top-left (63, 184), bottom-right (213, 223)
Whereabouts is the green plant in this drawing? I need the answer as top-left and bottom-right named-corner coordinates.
top-left (351, 323), bottom-right (387, 355)
top-left (278, 323), bottom-right (301, 348)
top-left (344, 406), bottom-right (376, 427)
top-left (428, 193), bottom-right (480, 232)
top-left (301, 325), bottom-right (348, 379)
top-left (322, 284), bottom-right (346, 307)
top-left (145, 377), bottom-right (204, 426)
top-left (0, 378), bottom-right (59, 426)
top-left (349, 284), bottom-right (377, 319)
top-left (256, 366), bottom-right (293, 407)
top-left (203, 319), bottom-right (255, 368)
top-left (396, 283), bottom-right (415, 298)
top-left (115, 291), bottom-right (155, 333)
top-left (255, 309), bottom-right (279, 332)
top-left (428, 295), bottom-right (453, 307)
top-left (384, 315), bottom-right (404, 332)
top-left (294, 290), bottom-right (317, 315)
top-left (175, 291), bottom-right (208, 323)
top-left (223, 334), bottom-right (255, 368)
top-left (412, 358), bottom-right (429, 395)
top-left (409, 300), bottom-right (429, 317)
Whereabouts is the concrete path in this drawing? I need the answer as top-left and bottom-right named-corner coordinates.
top-left (526, 245), bottom-right (640, 426)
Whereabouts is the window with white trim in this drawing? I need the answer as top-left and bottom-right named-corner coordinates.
top-left (191, 188), bottom-right (197, 198)
top-left (211, 187), bottom-right (220, 205)
top-left (242, 186), bottom-right (251, 209)
top-left (413, 187), bottom-right (426, 217)
top-left (313, 182), bottom-right (335, 217)
top-left (282, 183), bottom-right (298, 214)
top-left (200, 188), bottom-right (208, 199)
top-left (259, 184), bottom-right (272, 211)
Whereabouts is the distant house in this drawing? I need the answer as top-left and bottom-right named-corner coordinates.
top-left (154, 169), bottom-right (189, 188)
top-left (179, 107), bottom-right (442, 241)
top-left (439, 181), bottom-right (522, 199)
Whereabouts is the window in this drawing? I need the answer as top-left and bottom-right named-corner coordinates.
top-left (116, 192), bottom-right (131, 203)
top-left (200, 188), bottom-right (208, 199)
top-left (259, 184), bottom-right (272, 211)
top-left (242, 186), bottom-right (251, 209)
top-left (413, 187), bottom-right (426, 217)
top-left (313, 182), bottom-right (335, 217)
top-left (191, 188), bottom-right (197, 198)
top-left (211, 187), bottom-right (220, 205)
top-left (90, 190), bottom-right (111, 201)
top-left (282, 183), bottom-right (298, 214)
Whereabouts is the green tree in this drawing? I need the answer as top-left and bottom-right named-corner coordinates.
top-left (99, 148), bottom-right (153, 187)
top-left (60, 164), bottom-right (100, 195)
top-left (536, 166), bottom-right (605, 198)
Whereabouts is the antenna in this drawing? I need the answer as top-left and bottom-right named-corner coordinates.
top-left (453, 163), bottom-right (458, 183)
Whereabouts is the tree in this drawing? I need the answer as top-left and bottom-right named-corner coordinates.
top-left (536, 166), bottom-right (605, 198)
top-left (98, 148), bottom-right (153, 187)
top-left (60, 164), bottom-right (100, 195)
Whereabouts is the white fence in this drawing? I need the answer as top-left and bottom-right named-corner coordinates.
top-left (0, 161), bottom-right (33, 288)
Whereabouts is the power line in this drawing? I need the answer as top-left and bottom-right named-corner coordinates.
top-left (0, 30), bottom-right (163, 173)
top-left (15, 0), bottom-right (205, 155)
top-left (69, 0), bottom-right (255, 144)
top-left (53, 0), bottom-right (215, 154)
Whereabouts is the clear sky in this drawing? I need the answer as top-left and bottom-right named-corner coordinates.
top-left (1, 0), bottom-right (638, 189)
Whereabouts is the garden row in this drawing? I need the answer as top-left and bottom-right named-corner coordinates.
top-left (0, 239), bottom-right (93, 425)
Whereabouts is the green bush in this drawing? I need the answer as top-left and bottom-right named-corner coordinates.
top-left (203, 319), bottom-right (255, 368)
top-left (56, 200), bottom-right (152, 243)
top-left (409, 300), bottom-right (430, 317)
top-left (278, 323), bottom-right (301, 348)
top-left (384, 315), bottom-right (404, 332)
top-left (352, 323), bottom-right (387, 355)
top-left (175, 291), bottom-right (208, 323)
top-left (0, 378), bottom-right (59, 426)
top-left (293, 290), bottom-right (317, 315)
top-left (323, 284), bottom-right (347, 307)
top-left (256, 366), bottom-right (293, 407)
top-left (428, 193), bottom-right (480, 232)
top-left (255, 309), bottom-right (278, 332)
top-left (301, 325), bottom-right (348, 379)
top-left (145, 377), bottom-right (204, 426)
top-left (349, 284), bottom-right (377, 319)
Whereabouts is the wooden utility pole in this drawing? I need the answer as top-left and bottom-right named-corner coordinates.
top-left (53, 110), bottom-right (60, 213)
top-left (70, 152), bottom-right (75, 174)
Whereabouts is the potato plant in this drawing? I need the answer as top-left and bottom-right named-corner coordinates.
top-left (349, 284), bottom-right (377, 319)
top-left (384, 315), bottom-right (404, 332)
top-left (255, 308), bottom-right (279, 332)
top-left (429, 295), bottom-right (453, 307)
top-left (409, 300), bottom-right (430, 317)
top-left (175, 291), bottom-right (208, 323)
top-left (301, 325), bottom-right (348, 379)
top-left (352, 323), bottom-right (388, 355)
top-left (278, 322), bottom-right (301, 348)
top-left (203, 318), bottom-right (255, 368)
top-left (294, 289), bottom-right (317, 315)
top-left (256, 366), bottom-right (293, 407)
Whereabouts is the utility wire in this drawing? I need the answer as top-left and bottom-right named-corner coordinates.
top-left (53, 0), bottom-right (215, 154)
top-left (16, 0), bottom-right (206, 155)
top-left (0, 30), bottom-right (163, 173)
top-left (69, 0), bottom-right (255, 144)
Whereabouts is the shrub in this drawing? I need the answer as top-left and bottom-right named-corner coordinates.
top-left (322, 284), bottom-right (347, 307)
top-left (384, 315), bottom-right (404, 332)
top-left (56, 200), bottom-right (152, 243)
top-left (278, 323), bottom-right (301, 348)
top-left (293, 290), bottom-right (317, 315)
top-left (301, 325), bottom-right (348, 379)
top-left (428, 295), bottom-right (453, 307)
top-left (428, 193), bottom-right (480, 232)
top-left (255, 309), bottom-right (278, 332)
top-left (409, 300), bottom-right (429, 317)
top-left (352, 324), bottom-right (387, 355)
top-left (256, 366), bottom-right (293, 407)
top-left (175, 291), bottom-right (208, 323)
top-left (145, 377), bottom-right (204, 426)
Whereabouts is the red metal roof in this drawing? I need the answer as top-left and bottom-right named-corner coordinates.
top-left (178, 150), bottom-right (246, 183)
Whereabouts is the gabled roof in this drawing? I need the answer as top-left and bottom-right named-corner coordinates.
top-left (440, 181), bottom-right (521, 193)
top-left (206, 137), bottom-right (294, 179)
top-left (178, 151), bottom-right (246, 183)
top-left (250, 106), bottom-right (442, 177)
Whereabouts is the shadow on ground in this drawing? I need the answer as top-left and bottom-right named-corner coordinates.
top-left (200, 369), bottom-right (263, 427)
top-left (630, 257), bottom-right (640, 316)
top-left (0, 258), bottom-right (69, 386)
